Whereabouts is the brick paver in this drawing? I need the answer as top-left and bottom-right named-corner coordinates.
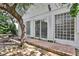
top-left (25, 38), bottom-right (76, 56)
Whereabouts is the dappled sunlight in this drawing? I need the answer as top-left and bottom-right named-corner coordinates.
top-left (0, 43), bottom-right (59, 56)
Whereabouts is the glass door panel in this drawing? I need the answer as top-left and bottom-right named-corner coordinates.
top-left (41, 20), bottom-right (47, 38)
top-left (35, 20), bottom-right (40, 37)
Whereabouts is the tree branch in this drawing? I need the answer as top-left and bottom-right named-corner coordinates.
top-left (0, 5), bottom-right (7, 11)
top-left (0, 3), bottom-right (11, 12)
top-left (11, 3), bottom-right (17, 9)
top-left (3, 3), bottom-right (9, 7)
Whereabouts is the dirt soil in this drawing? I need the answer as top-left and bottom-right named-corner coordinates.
top-left (0, 43), bottom-right (59, 56)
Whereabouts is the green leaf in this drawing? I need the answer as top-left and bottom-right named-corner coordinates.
top-left (70, 3), bottom-right (79, 17)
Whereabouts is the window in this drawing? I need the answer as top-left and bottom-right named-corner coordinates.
top-left (26, 21), bottom-right (30, 35)
top-left (35, 20), bottom-right (47, 38)
top-left (55, 13), bottom-right (74, 41)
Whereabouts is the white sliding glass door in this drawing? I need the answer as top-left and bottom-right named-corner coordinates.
top-left (35, 20), bottom-right (47, 39)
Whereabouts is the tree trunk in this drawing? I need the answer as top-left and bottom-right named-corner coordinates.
top-left (18, 18), bottom-right (26, 47)
top-left (11, 14), bottom-right (27, 47)
top-left (11, 12), bottom-right (26, 43)
top-left (7, 8), bottom-right (27, 46)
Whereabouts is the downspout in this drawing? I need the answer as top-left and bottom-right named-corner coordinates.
top-left (48, 4), bottom-right (51, 11)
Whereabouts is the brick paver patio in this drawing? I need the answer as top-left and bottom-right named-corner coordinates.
top-left (25, 38), bottom-right (76, 56)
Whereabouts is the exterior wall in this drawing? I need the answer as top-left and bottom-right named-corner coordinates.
top-left (75, 14), bottom-right (79, 49)
top-left (22, 3), bottom-right (79, 49)
top-left (30, 20), bottom-right (35, 37)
